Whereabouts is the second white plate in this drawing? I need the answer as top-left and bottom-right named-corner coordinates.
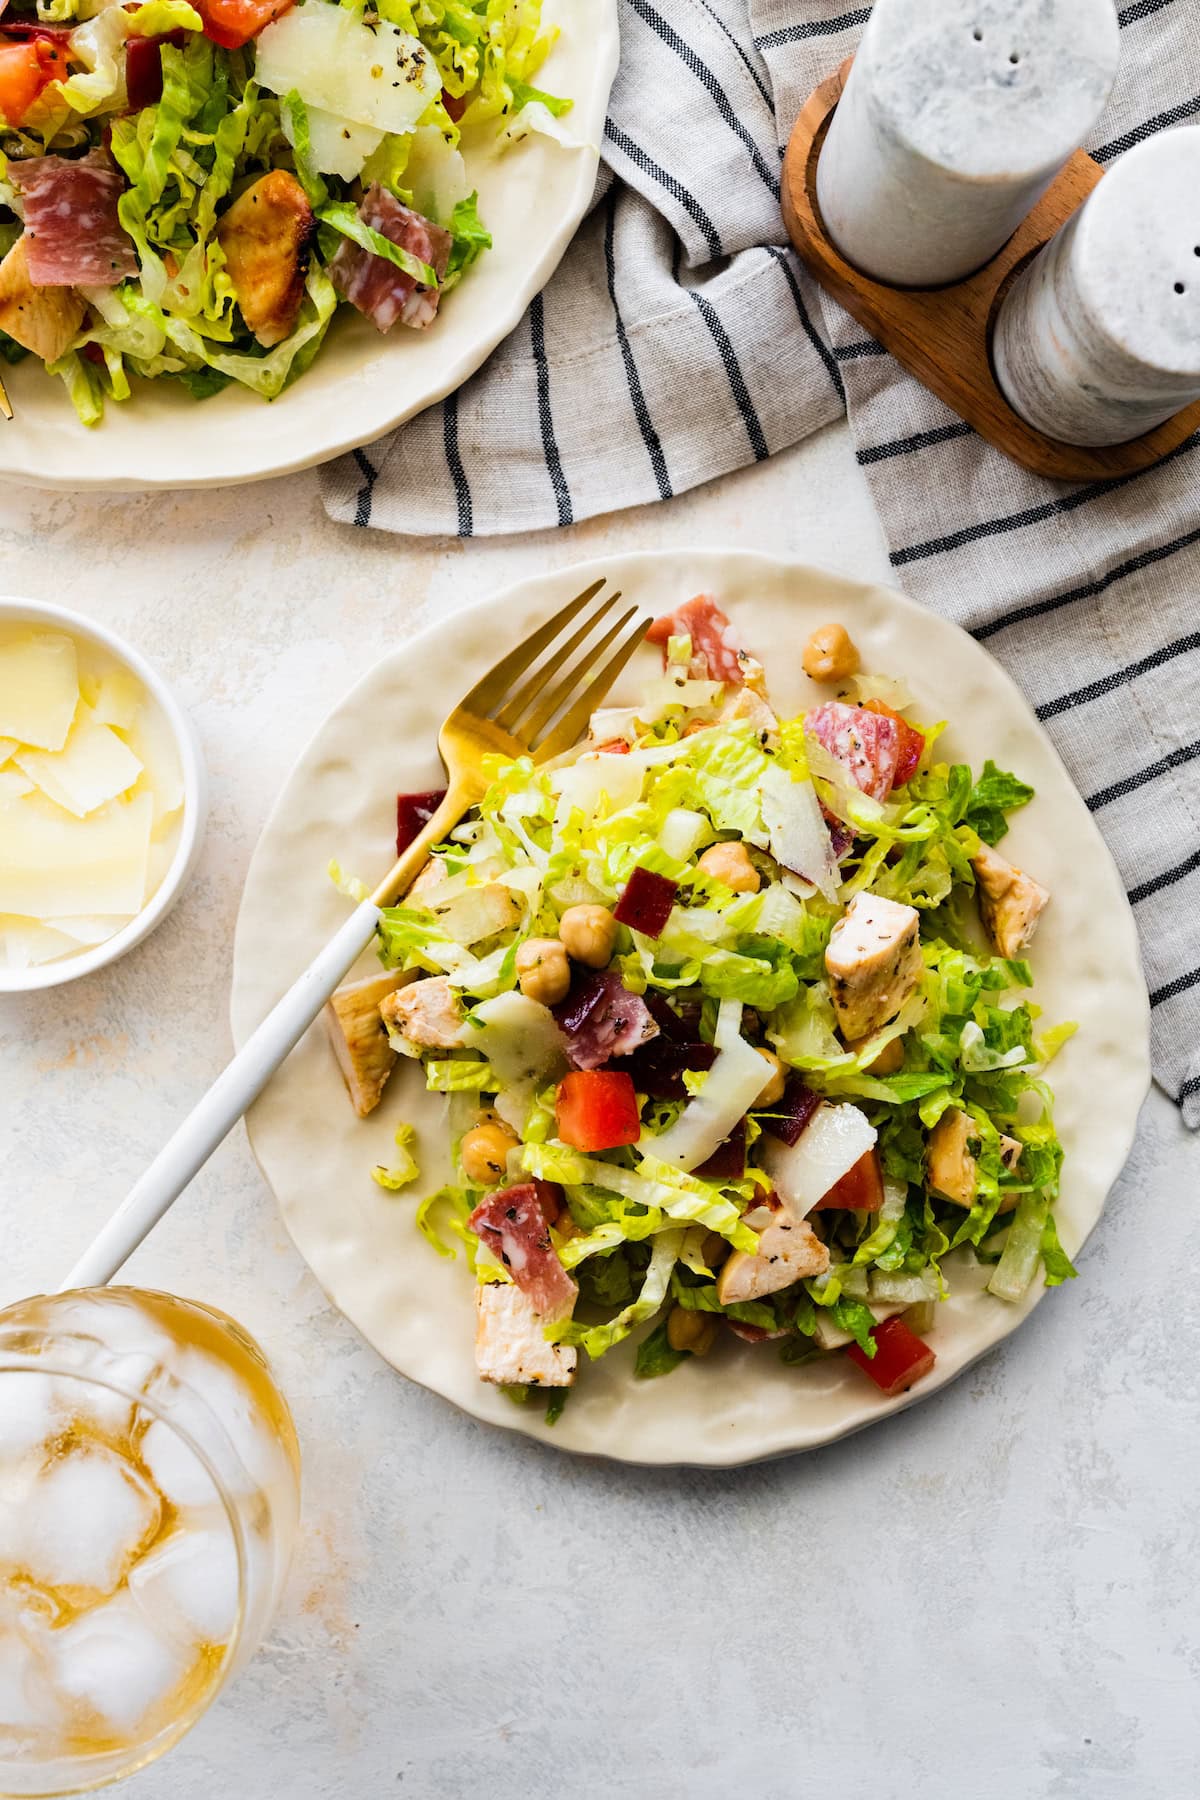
top-left (231, 550), bottom-right (1150, 1465)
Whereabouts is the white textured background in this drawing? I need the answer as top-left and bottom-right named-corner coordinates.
top-left (1, 423), bottom-right (1196, 1800)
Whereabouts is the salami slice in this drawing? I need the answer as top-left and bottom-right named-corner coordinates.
top-left (646, 594), bottom-right (756, 687)
top-left (467, 1184), bottom-right (578, 1319)
top-left (329, 186), bottom-right (451, 333)
top-left (10, 151), bottom-right (138, 288)
top-left (805, 702), bottom-right (901, 803)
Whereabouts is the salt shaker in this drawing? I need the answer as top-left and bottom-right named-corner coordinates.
top-left (815, 0), bottom-right (1120, 288)
top-left (993, 128), bottom-right (1200, 447)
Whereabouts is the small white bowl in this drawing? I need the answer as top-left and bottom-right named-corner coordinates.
top-left (0, 597), bottom-right (207, 993)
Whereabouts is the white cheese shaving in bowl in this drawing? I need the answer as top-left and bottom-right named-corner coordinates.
top-left (0, 624), bottom-right (190, 975)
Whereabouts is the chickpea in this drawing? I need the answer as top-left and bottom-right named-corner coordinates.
top-left (700, 1230), bottom-right (731, 1271)
top-left (461, 1120), bottom-right (519, 1185)
top-left (667, 1305), bottom-right (719, 1356)
top-left (753, 1047), bottom-right (787, 1107)
top-left (515, 936), bottom-right (571, 1006)
top-left (802, 622), bottom-right (860, 684)
top-left (559, 903), bottom-right (618, 968)
top-left (696, 840), bottom-right (761, 894)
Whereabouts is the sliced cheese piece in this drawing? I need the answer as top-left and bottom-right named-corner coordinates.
top-left (143, 835), bottom-right (177, 906)
top-left (0, 915), bottom-right (82, 970)
top-left (14, 705), bottom-right (143, 819)
top-left (80, 659), bottom-right (143, 731)
top-left (304, 107), bottom-right (383, 180)
top-left (0, 628), bottom-right (79, 750)
top-left (255, 9), bottom-right (440, 136)
top-left (47, 915), bottom-right (131, 946)
top-left (126, 699), bottom-right (183, 827)
top-left (0, 737), bottom-right (17, 765)
top-left (0, 791), bottom-right (152, 918)
top-left (0, 768), bottom-right (34, 800)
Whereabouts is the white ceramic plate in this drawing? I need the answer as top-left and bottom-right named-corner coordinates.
top-left (231, 551), bottom-right (1150, 1466)
top-left (0, 0), bottom-right (617, 492)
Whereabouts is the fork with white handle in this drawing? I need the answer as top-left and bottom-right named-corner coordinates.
top-left (62, 579), bottom-right (650, 1291)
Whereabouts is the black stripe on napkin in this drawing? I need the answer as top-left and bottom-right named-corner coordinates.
top-left (1180, 1074), bottom-right (1200, 1104)
top-left (857, 421), bottom-right (974, 465)
top-left (764, 245), bottom-right (845, 402)
top-left (1037, 632), bottom-right (1200, 722)
top-left (686, 290), bottom-right (769, 460)
top-left (1128, 846), bottom-right (1200, 905)
top-left (755, 8), bottom-right (871, 49)
top-left (1150, 966), bottom-right (1200, 1008)
top-left (627, 0), bottom-right (780, 199)
top-left (530, 294), bottom-right (572, 528)
top-left (976, 521), bottom-right (1200, 642)
top-left (1087, 738), bottom-right (1200, 811)
top-left (1094, 93), bottom-right (1200, 162)
top-left (443, 393), bottom-right (472, 537)
top-left (352, 449), bottom-right (377, 530)
top-left (835, 340), bottom-right (887, 360)
top-left (604, 192), bottom-right (672, 502)
top-left (893, 434), bottom-right (1200, 569)
top-left (604, 118), bottom-right (724, 260)
top-left (1118, 0), bottom-right (1179, 25)
top-left (691, 0), bottom-right (773, 108)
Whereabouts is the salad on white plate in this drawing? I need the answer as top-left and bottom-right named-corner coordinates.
top-left (0, 0), bottom-right (568, 421)
top-left (324, 595), bottom-right (1074, 1425)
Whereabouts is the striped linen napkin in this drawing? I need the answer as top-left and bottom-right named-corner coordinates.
top-left (320, 0), bottom-right (1200, 1123)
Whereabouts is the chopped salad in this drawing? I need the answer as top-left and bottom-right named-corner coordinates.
top-left (325, 595), bottom-right (1075, 1422)
top-left (0, 0), bottom-right (567, 421)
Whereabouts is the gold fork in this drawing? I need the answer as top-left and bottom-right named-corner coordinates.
top-left (63, 579), bottom-right (650, 1290)
top-left (0, 372), bottom-right (12, 423)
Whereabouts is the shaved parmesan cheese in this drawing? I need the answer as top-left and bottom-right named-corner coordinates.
top-left (404, 125), bottom-right (469, 226)
top-left (760, 762), bottom-right (838, 900)
top-left (0, 768), bottom-right (34, 800)
top-left (0, 628), bottom-right (78, 750)
top-left (763, 1102), bottom-right (877, 1220)
top-left (47, 915), bottom-right (131, 946)
top-left (0, 737), bottom-right (17, 764)
top-left (125, 699), bottom-right (183, 826)
top-left (288, 105), bottom-right (382, 181)
top-left (647, 1000), bottom-right (767, 1173)
top-left (15, 706), bottom-right (142, 819)
top-left (256, 10), bottom-right (440, 138)
top-left (0, 792), bottom-right (152, 918)
top-left (0, 916), bottom-right (83, 969)
top-left (80, 661), bottom-right (142, 730)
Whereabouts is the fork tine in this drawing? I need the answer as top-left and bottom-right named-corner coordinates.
top-left (534, 615), bottom-right (653, 762)
top-left (493, 590), bottom-right (623, 732)
top-left (458, 578), bottom-right (607, 716)
top-left (0, 372), bottom-right (12, 423)
top-left (513, 603), bottom-right (638, 744)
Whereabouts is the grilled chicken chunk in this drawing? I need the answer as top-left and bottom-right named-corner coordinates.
top-left (324, 968), bottom-right (411, 1118)
top-left (825, 891), bottom-right (923, 1041)
top-left (716, 1216), bottom-right (829, 1305)
top-left (217, 170), bottom-right (313, 348)
top-left (474, 1284), bottom-right (577, 1387)
top-left (926, 1108), bottom-right (977, 1207)
top-left (380, 974), bottom-right (465, 1053)
top-left (0, 237), bottom-right (85, 362)
top-left (972, 844), bottom-right (1050, 959)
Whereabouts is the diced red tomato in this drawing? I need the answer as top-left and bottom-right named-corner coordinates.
top-left (613, 865), bottom-right (678, 938)
top-left (862, 700), bottom-right (925, 789)
top-left (555, 1070), bottom-right (641, 1152)
top-left (810, 1149), bottom-right (885, 1212)
top-left (0, 39), bottom-right (68, 127)
top-left (396, 788), bottom-right (446, 857)
top-left (847, 1314), bottom-right (936, 1397)
top-left (192, 0), bottom-right (293, 51)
